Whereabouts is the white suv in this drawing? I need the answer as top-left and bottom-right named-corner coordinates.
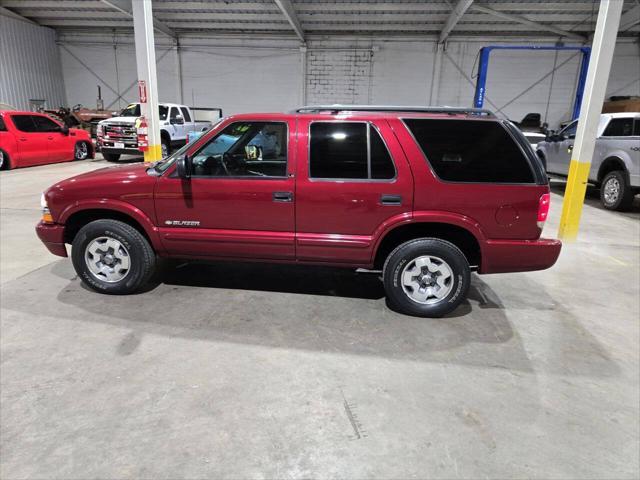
top-left (537, 113), bottom-right (640, 211)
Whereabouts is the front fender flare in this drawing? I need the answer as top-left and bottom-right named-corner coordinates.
top-left (58, 199), bottom-right (164, 253)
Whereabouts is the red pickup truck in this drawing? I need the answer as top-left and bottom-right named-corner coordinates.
top-left (0, 110), bottom-right (93, 169)
top-left (36, 106), bottom-right (561, 317)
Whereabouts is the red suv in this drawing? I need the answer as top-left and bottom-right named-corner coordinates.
top-left (36, 106), bottom-right (560, 317)
top-left (0, 110), bottom-right (93, 169)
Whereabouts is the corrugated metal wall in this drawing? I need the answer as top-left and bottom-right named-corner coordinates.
top-left (0, 15), bottom-right (66, 110)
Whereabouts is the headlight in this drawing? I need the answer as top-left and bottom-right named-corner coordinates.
top-left (96, 124), bottom-right (103, 136)
top-left (41, 193), bottom-right (53, 224)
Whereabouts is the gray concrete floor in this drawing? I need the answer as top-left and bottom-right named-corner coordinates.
top-left (1, 157), bottom-right (639, 479)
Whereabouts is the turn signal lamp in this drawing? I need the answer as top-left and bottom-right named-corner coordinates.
top-left (537, 193), bottom-right (550, 229)
top-left (41, 193), bottom-right (54, 224)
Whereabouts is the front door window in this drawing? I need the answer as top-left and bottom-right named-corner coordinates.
top-left (191, 122), bottom-right (288, 178)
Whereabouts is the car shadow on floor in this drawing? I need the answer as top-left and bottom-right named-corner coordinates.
top-left (0, 258), bottom-right (620, 376)
top-left (549, 179), bottom-right (640, 219)
top-left (160, 260), bottom-right (505, 314)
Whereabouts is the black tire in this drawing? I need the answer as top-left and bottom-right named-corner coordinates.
top-left (382, 238), bottom-right (470, 318)
top-left (536, 151), bottom-right (547, 171)
top-left (600, 170), bottom-right (634, 211)
top-left (71, 219), bottom-right (156, 294)
top-left (0, 149), bottom-right (10, 170)
top-left (74, 141), bottom-right (90, 161)
top-left (161, 138), bottom-right (170, 158)
top-left (102, 152), bottom-right (121, 162)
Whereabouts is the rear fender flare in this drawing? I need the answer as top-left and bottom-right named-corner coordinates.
top-left (371, 210), bottom-right (487, 262)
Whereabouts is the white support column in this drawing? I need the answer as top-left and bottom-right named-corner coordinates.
top-left (176, 38), bottom-right (184, 104)
top-left (429, 43), bottom-right (444, 106)
top-left (558, 0), bottom-right (624, 241)
top-left (132, 0), bottom-right (162, 162)
top-left (300, 45), bottom-right (307, 106)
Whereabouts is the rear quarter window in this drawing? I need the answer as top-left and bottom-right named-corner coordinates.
top-left (403, 118), bottom-right (535, 184)
top-left (0, 116), bottom-right (6, 131)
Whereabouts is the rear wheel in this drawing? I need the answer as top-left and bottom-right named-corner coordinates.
top-left (102, 152), bottom-right (121, 162)
top-left (383, 238), bottom-right (470, 317)
top-left (600, 170), bottom-right (634, 211)
top-left (74, 141), bottom-right (89, 160)
top-left (71, 219), bottom-right (156, 294)
top-left (536, 151), bottom-right (547, 171)
top-left (0, 150), bottom-right (9, 170)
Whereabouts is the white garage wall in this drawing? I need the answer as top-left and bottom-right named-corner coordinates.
top-left (180, 44), bottom-right (302, 114)
top-left (59, 41), bottom-right (178, 112)
top-left (0, 15), bottom-right (66, 110)
top-left (56, 33), bottom-right (639, 128)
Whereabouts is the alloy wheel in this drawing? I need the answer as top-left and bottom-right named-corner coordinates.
top-left (603, 177), bottom-right (620, 206)
top-left (84, 236), bottom-right (131, 283)
top-left (401, 255), bottom-right (454, 304)
top-left (75, 142), bottom-right (88, 160)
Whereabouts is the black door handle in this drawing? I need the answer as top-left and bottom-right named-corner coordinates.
top-left (273, 191), bottom-right (293, 202)
top-left (380, 194), bottom-right (402, 206)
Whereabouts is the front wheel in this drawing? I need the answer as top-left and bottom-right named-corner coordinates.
top-left (74, 141), bottom-right (90, 160)
top-left (71, 219), bottom-right (156, 294)
top-left (161, 138), bottom-right (170, 158)
top-left (600, 170), bottom-right (634, 211)
top-left (383, 238), bottom-right (470, 317)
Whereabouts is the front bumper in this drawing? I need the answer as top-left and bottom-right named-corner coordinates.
top-left (35, 221), bottom-right (67, 257)
top-left (98, 146), bottom-right (141, 156)
top-left (480, 237), bottom-right (561, 274)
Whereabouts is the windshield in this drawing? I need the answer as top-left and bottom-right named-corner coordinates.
top-left (152, 119), bottom-right (224, 174)
top-left (119, 104), bottom-right (169, 121)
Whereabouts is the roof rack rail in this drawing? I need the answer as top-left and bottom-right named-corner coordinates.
top-left (295, 105), bottom-right (495, 117)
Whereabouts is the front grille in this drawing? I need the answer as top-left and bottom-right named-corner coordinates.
top-left (103, 123), bottom-right (136, 140)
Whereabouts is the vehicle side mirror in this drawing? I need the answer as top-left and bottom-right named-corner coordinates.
top-left (172, 115), bottom-right (185, 125)
top-left (60, 125), bottom-right (69, 135)
top-left (176, 155), bottom-right (191, 179)
top-left (245, 144), bottom-right (263, 160)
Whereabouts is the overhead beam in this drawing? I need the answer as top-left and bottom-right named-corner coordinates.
top-left (273, 0), bottom-right (304, 42)
top-left (619, 4), bottom-right (640, 32)
top-left (470, 4), bottom-right (587, 41)
top-left (100, 0), bottom-right (176, 39)
top-left (0, 6), bottom-right (39, 25)
top-left (439, 0), bottom-right (474, 43)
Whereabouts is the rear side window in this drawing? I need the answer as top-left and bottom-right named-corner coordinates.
top-left (634, 119), bottom-right (640, 136)
top-left (11, 115), bottom-right (38, 132)
top-left (0, 116), bottom-right (6, 131)
top-left (180, 107), bottom-right (192, 122)
top-left (603, 118), bottom-right (634, 136)
top-left (404, 119), bottom-right (534, 183)
top-left (309, 122), bottom-right (395, 180)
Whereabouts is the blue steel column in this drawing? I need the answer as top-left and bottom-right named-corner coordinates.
top-left (572, 48), bottom-right (591, 120)
top-left (473, 47), bottom-right (492, 108)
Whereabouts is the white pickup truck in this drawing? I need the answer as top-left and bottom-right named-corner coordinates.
top-left (96, 103), bottom-right (221, 161)
top-left (537, 112), bottom-right (639, 211)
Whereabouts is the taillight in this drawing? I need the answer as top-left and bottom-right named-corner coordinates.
top-left (537, 193), bottom-right (550, 229)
